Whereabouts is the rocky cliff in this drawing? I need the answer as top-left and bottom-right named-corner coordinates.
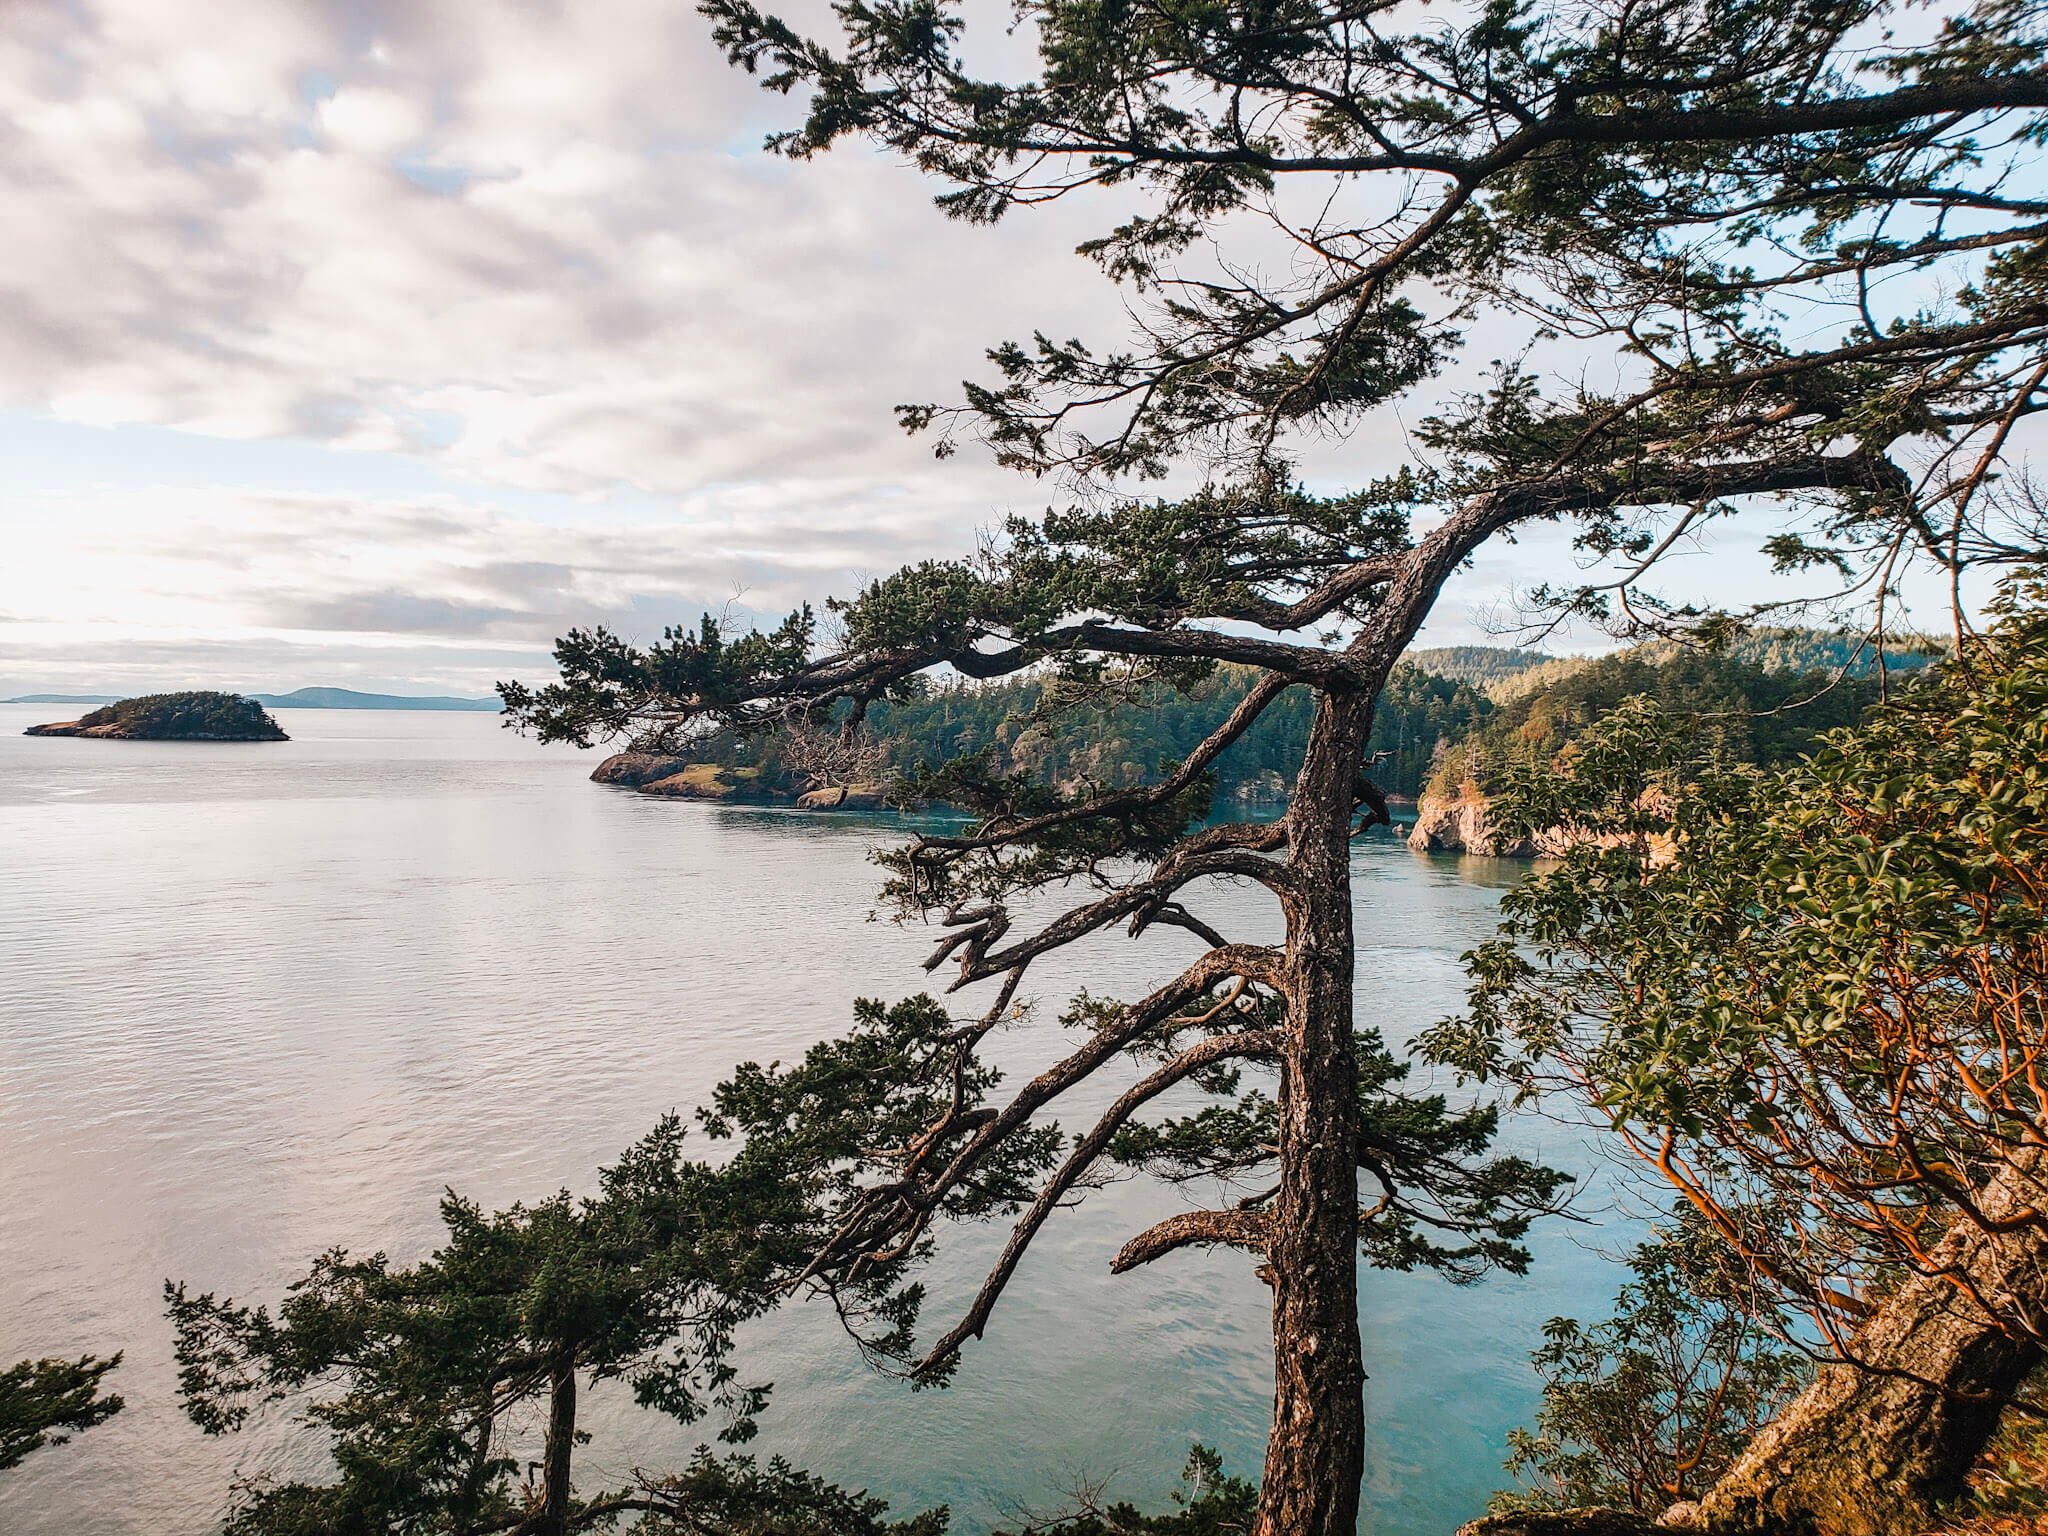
top-left (1407, 788), bottom-right (1675, 862)
top-left (590, 753), bottom-right (885, 810)
top-left (1406, 790), bottom-right (1573, 857)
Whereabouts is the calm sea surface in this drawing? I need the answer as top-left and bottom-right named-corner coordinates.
top-left (0, 705), bottom-right (1632, 1534)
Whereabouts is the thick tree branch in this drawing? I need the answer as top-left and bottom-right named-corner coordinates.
top-left (1111, 1208), bottom-right (1275, 1274)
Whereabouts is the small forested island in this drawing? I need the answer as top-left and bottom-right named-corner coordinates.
top-left (24, 691), bottom-right (289, 742)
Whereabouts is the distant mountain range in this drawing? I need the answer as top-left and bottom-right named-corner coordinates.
top-left (7, 687), bottom-right (500, 712)
top-left (252, 687), bottom-right (500, 712)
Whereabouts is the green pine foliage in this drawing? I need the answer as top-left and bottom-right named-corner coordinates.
top-left (0, 1354), bottom-right (123, 1473)
top-left (1015, 1447), bottom-right (1258, 1534)
top-left (161, 1098), bottom-right (1274, 1535)
top-left (1404, 648), bottom-right (1558, 689)
top-left (164, 1116), bottom-right (874, 1536)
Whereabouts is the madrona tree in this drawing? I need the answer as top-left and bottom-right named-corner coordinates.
top-left (1432, 581), bottom-right (2048, 1534)
top-left (1489, 1208), bottom-right (1809, 1518)
top-left (506, 0), bottom-right (2048, 1529)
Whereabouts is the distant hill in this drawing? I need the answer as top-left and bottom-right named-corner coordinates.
top-left (1402, 646), bottom-right (1555, 687)
top-left (660, 662), bottom-right (1490, 805)
top-left (251, 688), bottom-right (500, 712)
top-left (11, 687), bottom-right (498, 711)
top-left (1485, 627), bottom-right (1942, 703)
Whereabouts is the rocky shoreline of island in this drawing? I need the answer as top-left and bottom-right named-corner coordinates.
top-left (24, 691), bottom-right (289, 742)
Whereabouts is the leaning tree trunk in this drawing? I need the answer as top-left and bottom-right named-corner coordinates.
top-left (534, 1350), bottom-right (579, 1536)
top-left (1677, 1143), bottom-right (2048, 1536)
top-left (1256, 691), bottom-right (1371, 1536)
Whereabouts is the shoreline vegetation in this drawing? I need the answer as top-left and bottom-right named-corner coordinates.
top-left (25, 691), bottom-right (289, 742)
top-left (589, 630), bottom-right (1935, 856)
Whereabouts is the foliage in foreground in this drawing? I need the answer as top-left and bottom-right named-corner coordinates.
top-left (1944, 1370), bottom-right (2048, 1529)
top-left (1024, 1447), bottom-right (1257, 1535)
top-left (1490, 1211), bottom-right (1808, 1515)
top-left (165, 1109), bottom-right (1266, 1536)
top-left (1428, 581), bottom-right (2048, 1523)
top-left (1432, 581), bottom-right (2048, 1340)
top-left (167, 1117), bottom-right (843, 1536)
top-left (0, 1352), bottom-right (123, 1473)
top-left (704, 991), bottom-right (1567, 1385)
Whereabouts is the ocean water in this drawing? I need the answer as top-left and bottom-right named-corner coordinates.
top-left (0, 704), bottom-right (1630, 1534)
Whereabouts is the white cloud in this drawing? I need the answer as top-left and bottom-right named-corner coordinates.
top-left (0, 0), bottom-right (1115, 502)
top-left (0, 473), bottom-right (1012, 696)
top-left (316, 86), bottom-right (425, 157)
top-left (0, 0), bottom-right (1931, 693)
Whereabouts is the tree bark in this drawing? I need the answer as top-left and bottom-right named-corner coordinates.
top-left (454, 1388), bottom-right (499, 1536)
top-left (536, 1352), bottom-right (578, 1536)
top-left (1676, 1143), bottom-right (2048, 1536)
top-left (1255, 690), bottom-right (1370, 1536)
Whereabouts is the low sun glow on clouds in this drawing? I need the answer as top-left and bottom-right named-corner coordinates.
top-left (0, 0), bottom-right (1135, 692)
top-left (0, 0), bottom-right (1945, 697)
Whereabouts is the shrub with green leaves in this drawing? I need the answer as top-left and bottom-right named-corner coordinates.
top-left (1491, 1210), bottom-right (1808, 1515)
top-left (1430, 577), bottom-right (2048, 1341)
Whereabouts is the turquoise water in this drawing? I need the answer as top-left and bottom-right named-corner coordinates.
top-left (0, 705), bottom-right (1631, 1533)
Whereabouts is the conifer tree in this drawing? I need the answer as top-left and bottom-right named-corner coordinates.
top-left (166, 1118), bottom-right (944, 1536)
top-left (507, 2), bottom-right (2048, 1528)
top-left (0, 1353), bottom-right (122, 1474)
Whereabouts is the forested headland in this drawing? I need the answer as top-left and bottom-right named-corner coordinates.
top-left (587, 631), bottom-right (1935, 819)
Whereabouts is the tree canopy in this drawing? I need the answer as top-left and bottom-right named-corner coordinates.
top-left (167, 1117), bottom-right (857, 1536)
top-left (63, 691), bottom-right (286, 741)
top-left (706, 0), bottom-right (2048, 631)
top-left (0, 1353), bottom-right (123, 1474)
top-left (1428, 578), bottom-right (2048, 1526)
top-left (501, 2), bottom-right (2048, 1529)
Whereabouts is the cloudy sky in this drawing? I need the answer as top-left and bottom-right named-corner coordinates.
top-left (0, 0), bottom-right (1959, 699)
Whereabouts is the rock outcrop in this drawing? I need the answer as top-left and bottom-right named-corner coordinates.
top-left (1407, 788), bottom-right (1675, 863)
top-left (588, 751), bottom-right (690, 787)
top-left (639, 765), bottom-right (747, 800)
top-left (794, 783), bottom-right (887, 811)
top-left (590, 752), bottom-right (889, 812)
top-left (1407, 790), bottom-right (1564, 857)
